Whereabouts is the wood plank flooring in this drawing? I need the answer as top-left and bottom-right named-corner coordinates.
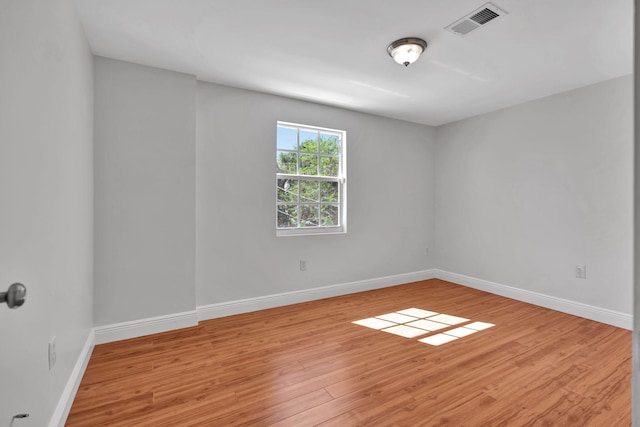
top-left (66, 279), bottom-right (631, 426)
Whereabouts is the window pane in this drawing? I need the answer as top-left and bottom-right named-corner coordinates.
top-left (300, 180), bottom-right (319, 203)
top-left (320, 205), bottom-right (339, 226)
top-left (277, 179), bottom-right (298, 203)
top-left (320, 181), bottom-right (338, 202)
top-left (299, 140), bottom-right (318, 153)
top-left (277, 151), bottom-right (297, 174)
top-left (277, 126), bottom-right (298, 150)
top-left (277, 205), bottom-right (298, 228)
top-left (319, 156), bottom-right (339, 176)
top-left (299, 154), bottom-right (318, 175)
top-left (299, 130), bottom-right (318, 153)
top-left (276, 122), bottom-right (345, 235)
top-left (320, 133), bottom-right (340, 154)
top-left (300, 205), bottom-right (319, 227)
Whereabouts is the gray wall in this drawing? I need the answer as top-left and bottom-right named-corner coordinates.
top-left (93, 59), bottom-right (631, 322)
top-left (434, 75), bottom-right (633, 315)
top-left (94, 57), bottom-right (196, 325)
top-left (197, 82), bottom-right (436, 305)
top-left (0, 0), bottom-right (94, 425)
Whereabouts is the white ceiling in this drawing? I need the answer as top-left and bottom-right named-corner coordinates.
top-left (75, 0), bottom-right (633, 126)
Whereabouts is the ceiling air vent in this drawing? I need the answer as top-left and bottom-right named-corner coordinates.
top-left (445, 2), bottom-right (508, 37)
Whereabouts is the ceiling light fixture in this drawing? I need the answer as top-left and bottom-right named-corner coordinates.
top-left (387, 37), bottom-right (428, 67)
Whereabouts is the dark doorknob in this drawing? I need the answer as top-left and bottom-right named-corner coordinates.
top-left (0, 283), bottom-right (27, 309)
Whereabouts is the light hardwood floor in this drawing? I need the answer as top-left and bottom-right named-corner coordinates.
top-left (66, 279), bottom-right (631, 426)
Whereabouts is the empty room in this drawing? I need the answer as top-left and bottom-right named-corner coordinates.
top-left (0, 0), bottom-right (635, 426)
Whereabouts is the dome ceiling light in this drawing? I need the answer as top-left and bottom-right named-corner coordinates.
top-left (386, 37), bottom-right (428, 67)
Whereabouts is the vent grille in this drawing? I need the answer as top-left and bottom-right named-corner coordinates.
top-left (450, 20), bottom-right (480, 36)
top-left (470, 8), bottom-right (499, 25)
top-left (445, 2), bottom-right (507, 37)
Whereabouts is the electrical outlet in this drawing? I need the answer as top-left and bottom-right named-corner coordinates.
top-left (575, 265), bottom-right (587, 279)
top-left (48, 337), bottom-right (57, 370)
top-left (426, 248), bottom-right (430, 256)
top-left (299, 260), bottom-right (306, 271)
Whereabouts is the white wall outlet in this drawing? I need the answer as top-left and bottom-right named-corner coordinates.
top-left (299, 260), bottom-right (306, 271)
top-left (575, 265), bottom-right (587, 279)
top-left (48, 337), bottom-right (57, 370)
top-left (426, 247), bottom-right (430, 256)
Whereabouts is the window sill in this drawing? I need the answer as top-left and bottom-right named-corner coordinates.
top-left (276, 226), bottom-right (346, 237)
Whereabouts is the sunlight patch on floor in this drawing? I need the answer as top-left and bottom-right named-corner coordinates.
top-left (406, 319), bottom-right (450, 331)
top-left (396, 308), bottom-right (438, 318)
top-left (443, 326), bottom-right (478, 338)
top-left (352, 317), bottom-right (397, 330)
top-left (418, 333), bottom-right (458, 346)
top-left (427, 314), bottom-right (469, 325)
top-left (375, 312), bottom-right (418, 324)
top-left (382, 325), bottom-right (429, 338)
top-left (352, 307), bottom-right (495, 346)
top-left (465, 321), bottom-right (495, 331)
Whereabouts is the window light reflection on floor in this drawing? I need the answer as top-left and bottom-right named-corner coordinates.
top-left (352, 317), bottom-right (396, 330)
top-left (352, 307), bottom-right (495, 346)
top-left (419, 333), bottom-right (458, 346)
top-left (375, 312), bottom-right (418, 324)
top-left (427, 314), bottom-right (469, 325)
top-left (383, 325), bottom-right (429, 338)
top-left (406, 319), bottom-right (450, 331)
top-left (444, 326), bottom-right (478, 338)
top-left (396, 308), bottom-right (438, 318)
top-left (465, 321), bottom-right (495, 331)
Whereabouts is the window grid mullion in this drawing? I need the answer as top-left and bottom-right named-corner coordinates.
top-left (296, 174), bottom-right (301, 227)
top-left (296, 128), bottom-right (301, 175)
top-left (276, 173), bottom-right (340, 183)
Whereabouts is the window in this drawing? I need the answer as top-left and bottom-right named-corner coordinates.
top-left (276, 121), bottom-right (346, 236)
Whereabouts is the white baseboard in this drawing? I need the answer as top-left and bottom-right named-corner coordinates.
top-left (94, 311), bottom-right (199, 344)
top-left (49, 329), bottom-right (95, 427)
top-left (197, 269), bottom-right (437, 321)
top-left (434, 269), bottom-right (632, 330)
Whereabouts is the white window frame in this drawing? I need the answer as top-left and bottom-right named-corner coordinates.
top-left (276, 121), bottom-right (347, 237)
